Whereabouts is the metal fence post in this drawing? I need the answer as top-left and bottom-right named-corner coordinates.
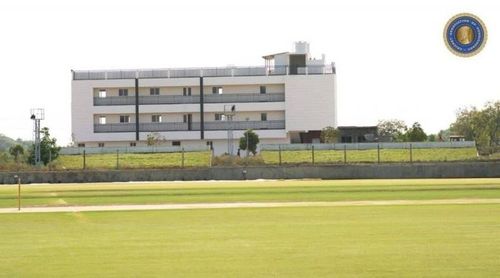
top-left (83, 150), bottom-right (86, 170)
top-left (181, 148), bottom-right (185, 168)
top-left (312, 145), bottom-right (315, 164)
top-left (344, 144), bottom-right (347, 164)
top-left (278, 145), bottom-right (282, 166)
top-left (116, 150), bottom-right (119, 169)
top-left (377, 143), bottom-right (380, 163)
top-left (410, 143), bottom-right (413, 163)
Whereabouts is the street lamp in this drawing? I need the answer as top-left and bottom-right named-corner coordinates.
top-left (245, 117), bottom-right (250, 157)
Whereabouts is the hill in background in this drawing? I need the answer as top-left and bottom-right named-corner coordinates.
top-left (0, 134), bottom-right (31, 151)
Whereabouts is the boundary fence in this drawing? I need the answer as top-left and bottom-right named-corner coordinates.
top-left (260, 141), bottom-right (475, 151)
top-left (260, 141), bottom-right (477, 165)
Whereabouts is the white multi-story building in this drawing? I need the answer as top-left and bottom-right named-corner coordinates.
top-left (71, 42), bottom-right (337, 155)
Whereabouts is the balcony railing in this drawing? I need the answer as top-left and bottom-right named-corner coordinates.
top-left (94, 120), bottom-right (285, 133)
top-left (204, 93), bottom-right (284, 103)
top-left (93, 93), bottom-right (285, 106)
top-left (94, 123), bottom-right (136, 133)
top-left (93, 96), bottom-right (136, 106)
top-left (74, 65), bottom-right (335, 80)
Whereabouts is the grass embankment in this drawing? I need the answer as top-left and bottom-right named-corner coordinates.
top-left (56, 151), bottom-right (212, 169)
top-left (0, 179), bottom-right (498, 208)
top-left (52, 148), bottom-right (479, 170)
top-left (261, 147), bottom-right (478, 164)
top-left (1, 204), bottom-right (499, 276)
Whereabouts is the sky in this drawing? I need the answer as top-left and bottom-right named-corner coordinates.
top-left (0, 0), bottom-right (498, 145)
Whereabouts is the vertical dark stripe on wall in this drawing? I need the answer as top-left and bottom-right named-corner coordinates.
top-left (199, 77), bottom-right (204, 139)
top-left (135, 78), bottom-right (139, 141)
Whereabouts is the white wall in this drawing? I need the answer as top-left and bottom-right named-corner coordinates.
top-left (284, 74), bottom-right (337, 132)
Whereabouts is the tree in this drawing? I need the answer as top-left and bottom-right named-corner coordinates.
top-left (377, 119), bottom-right (407, 141)
top-left (27, 127), bottom-right (61, 165)
top-left (427, 134), bottom-right (437, 142)
top-left (9, 144), bottom-right (24, 163)
top-left (405, 122), bottom-right (427, 142)
top-left (320, 126), bottom-right (339, 143)
top-left (239, 129), bottom-right (260, 155)
top-left (450, 101), bottom-right (499, 154)
top-left (146, 132), bottom-right (165, 146)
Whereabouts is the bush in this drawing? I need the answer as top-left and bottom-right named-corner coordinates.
top-left (212, 154), bottom-right (265, 166)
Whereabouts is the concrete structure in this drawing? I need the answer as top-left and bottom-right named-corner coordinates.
top-left (1, 162), bottom-right (498, 184)
top-left (71, 42), bottom-right (337, 155)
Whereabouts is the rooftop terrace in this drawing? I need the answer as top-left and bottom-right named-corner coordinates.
top-left (72, 64), bottom-right (336, 80)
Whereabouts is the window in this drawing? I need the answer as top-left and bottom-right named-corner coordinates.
top-left (119, 89), bottom-right (128, 96)
top-left (152, 115), bottom-right (162, 123)
top-left (130, 142), bottom-right (136, 147)
top-left (212, 87), bottom-right (223, 94)
top-left (183, 87), bottom-right (192, 96)
top-left (215, 113), bottom-right (224, 121)
top-left (150, 88), bottom-right (160, 96)
top-left (120, 115), bottom-right (130, 123)
top-left (98, 89), bottom-right (107, 98)
top-left (172, 141), bottom-right (181, 146)
top-left (98, 143), bottom-right (105, 147)
top-left (260, 86), bottom-right (266, 94)
top-left (261, 113), bottom-right (267, 121)
top-left (99, 116), bottom-right (106, 125)
top-left (77, 143), bottom-right (85, 148)
top-left (183, 115), bottom-right (187, 123)
top-left (341, 136), bottom-right (352, 143)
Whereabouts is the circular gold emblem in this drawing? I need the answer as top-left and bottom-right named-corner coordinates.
top-left (444, 13), bottom-right (487, 57)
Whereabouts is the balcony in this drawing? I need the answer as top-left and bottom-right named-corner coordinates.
top-left (93, 96), bottom-right (136, 106)
top-left (93, 93), bottom-right (285, 106)
top-left (73, 65), bottom-right (335, 80)
top-left (93, 120), bottom-right (285, 133)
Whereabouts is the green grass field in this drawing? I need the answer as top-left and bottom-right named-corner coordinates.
top-left (54, 147), bottom-right (479, 169)
top-left (1, 179), bottom-right (499, 277)
top-left (0, 179), bottom-right (499, 208)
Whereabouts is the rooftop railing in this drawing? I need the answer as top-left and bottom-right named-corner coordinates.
top-left (73, 65), bottom-right (335, 80)
top-left (93, 93), bottom-right (285, 106)
top-left (93, 120), bottom-right (285, 133)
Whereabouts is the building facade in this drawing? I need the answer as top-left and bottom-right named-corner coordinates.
top-left (71, 42), bottom-right (337, 155)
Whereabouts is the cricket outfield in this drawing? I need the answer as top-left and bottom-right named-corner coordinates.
top-left (0, 179), bottom-right (499, 277)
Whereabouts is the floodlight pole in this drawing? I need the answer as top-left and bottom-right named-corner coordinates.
top-left (34, 117), bottom-right (41, 164)
top-left (30, 108), bottom-right (44, 166)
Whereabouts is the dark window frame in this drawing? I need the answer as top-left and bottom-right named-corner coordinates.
top-left (150, 88), bottom-right (160, 96)
top-left (120, 115), bottom-right (130, 123)
top-left (119, 88), bottom-right (129, 97)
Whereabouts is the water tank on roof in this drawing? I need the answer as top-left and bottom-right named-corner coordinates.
top-left (295, 41), bottom-right (310, 54)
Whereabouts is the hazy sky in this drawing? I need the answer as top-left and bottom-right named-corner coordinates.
top-left (0, 0), bottom-right (498, 145)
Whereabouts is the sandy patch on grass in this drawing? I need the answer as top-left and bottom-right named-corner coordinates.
top-left (1, 198), bottom-right (500, 214)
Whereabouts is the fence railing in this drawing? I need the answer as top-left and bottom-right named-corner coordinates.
top-left (259, 141), bottom-right (478, 165)
top-left (93, 93), bottom-right (285, 106)
top-left (94, 120), bottom-right (285, 133)
top-left (60, 145), bottom-right (209, 155)
top-left (260, 141), bottom-right (476, 151)
top-left (73, 65), bottom-right (335, 80)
